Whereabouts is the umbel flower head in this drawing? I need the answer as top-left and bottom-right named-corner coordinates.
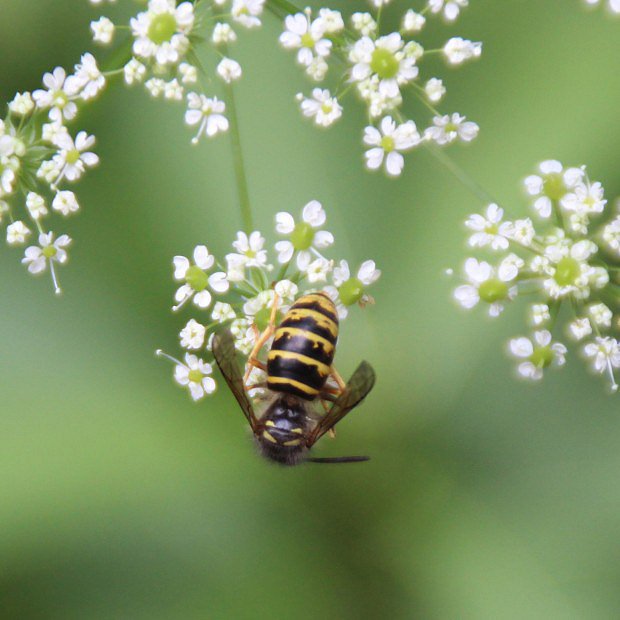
top-left (452, 160), bottom-right (620, 393)
top-left (1, 52), bottom-right (104, 294)
top-left (90, 0), bottom-right (269, 145)
top-left (282, 2), bottom-right (481, 177)
top-left (157, 201), bottom-right (381, 402)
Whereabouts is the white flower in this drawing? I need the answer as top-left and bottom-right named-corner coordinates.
top-left (351, 13), bottom-right (377, 37)
top-left (306, 56), bottom-right (329, 81)
top-left (306, 257), bottom-right (333, 283)
top-left (232, 0), bottom-right (265, 29)
top-left (503, 218), bottom-right (536, 247)
top-left (42, 122), bottom-right (69, 146)
top-left (52, 191), bottom-right (80, 216)
top-left (178, 62), bottom-right (197, 84)
top-left (297, 89), bottom-right (342, 127)
top-left (424, 78), bottom-right (445, 103)
top-left (538, 238), bottom-right (606, 300)
top-left (428, 0), bottom-right (469, 21)
top-left (317, 8), bottom-right (344, 34)
top-left (51, 131), bottom-right (99, 186)
top-left (363, 116), bottom-right (421, 177)
top-left (179, 318), bottom-right (206, 350)
top-left (275, 200), bottom-right (334, 269)
top-left (280, 11), bottom-right (332, 68)
top-left (530, 304), bottom-right (551, 326)
top-left (33, 67), bottom-right (79, 122)
top-left (602, 215), bottom-right (620, 256)
top-left (588, 303), bottom-right (612, 328)
top-left (443, 37), bottom-right (482, 65)
top-left (325, 259), bottom-right (381, 318)
top-left (8, 92), bottom-right (35, 116)
top-left (174, 353), bottom-right (216, 401)
top-left (0, 155), bottom-right (18, 197)
top-left (465, 203), bottom-right (512, 251)
top-left (243, 290), bottom-right (277, 317)
top-left (173, 245), bottom-right (229, 310)
top-left (584, 337), bottom-right (620, 392)
top-left (163, 79), bottom-right (183, 101)
top-left (561, 180), bottom-right (606, 216)
top-left (145, 78), bottom-right (166, 97)
top-left (124, 58), bottom-right (147, 85)
top-left (67, 53), bottom-right (106, 100)
top-left (274, 279), bottom-right (299, 300)
top-left (509, 330), bottom-right (567, 381)
top-left (213, 22), bottom-right (237, 45)
top-left (212, 302), bottom-right (237, 323)
top-left (523, 160), bottom-right (584, 219)
top-left (425, 113), bottom-right (479, 145)
top-left (131, 0), bottom-right (195, 66)
top-left (226, 231), bottom-right (269, 275)
top-left (22, 231), bottom-right (71, 273)
top-left (37, 160), bottom-right (60, 184)
top-left (91, 16), bottom-right (115, 44)
top-left (185, 93), bottom-right (228, 143)
top-left (583, 0), bottom-right (620, 13)
top-left (216, 58), bottom-right (242, 83)
top-left (402, 10), bottom-right (426, 33)
top-left (569, 318), bottom-right (592, 340)
top-left (22, 232), bottom-right (71, 293)
top-left (454, 255), bottom-right (521, 317)
top-left (25, 192), bottom-right (48, 220)
top-left (6, 221), bottom-right (31, 245)
top-left (349, 34), bottom-right (419, 98)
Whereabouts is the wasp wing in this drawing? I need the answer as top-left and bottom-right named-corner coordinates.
top-left (307, 361), bottom-right (376, 447)
top-left (212, 329), bottom-right (258, 432)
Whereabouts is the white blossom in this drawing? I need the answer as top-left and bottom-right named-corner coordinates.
top-left (174, 353), bottom-right (216, 401)
top-left (364, 116), bottom-right (421, 177)
top-left (185, 94), bottom-right (228, 143)
top-left (443, 37), bottom-right (481, 65)
top-left (425, 113), bottom-right (479, 145)
top-left (509, 330), bottom-right (567, 381)
top-left (6, 221), bottom-right (31, 245)
top-left (91, 16), bottom-right (115, 45)
top-left (297, 89), bottom-right (342, 127)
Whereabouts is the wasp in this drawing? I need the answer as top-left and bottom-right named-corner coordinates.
top-left (212, 292), bottom-right (376, 466)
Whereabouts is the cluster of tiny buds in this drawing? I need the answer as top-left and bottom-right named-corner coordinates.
top-left (156, 200), bottom-right (381, 401)
top-left (1, 53), bottom-right (104, 293)
top-left (89, 0), bottom-right (267, 144)
top-left (284, 1), bottom-right (481, 177)
top-left (583, 0), bottom-right (620, 14)
top-left (451, 161), bottom-right (620, 392)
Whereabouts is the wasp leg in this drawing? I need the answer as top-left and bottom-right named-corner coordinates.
top-left (244, 381), bottom-right (267, 392)
top-left (323, 367), bottom-right (347, 439)
top-left (317, 394), bottom-right (338, 438)
top-left (244, 293), bottom-right (280, 383)
top-left (329, 366), bottom-right (347, 393)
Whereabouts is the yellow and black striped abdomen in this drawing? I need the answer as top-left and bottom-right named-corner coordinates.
top-left (267, 293), bottom-right (339, 400)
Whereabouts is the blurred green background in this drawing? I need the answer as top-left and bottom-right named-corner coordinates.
top-left (1, 1), bottom-right (620, 618)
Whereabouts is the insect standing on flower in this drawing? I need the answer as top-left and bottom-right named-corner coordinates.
top-left (212, 292), bottom-right (376, 466)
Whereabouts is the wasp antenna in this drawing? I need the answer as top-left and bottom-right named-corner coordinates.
top-left (307, 456), bottom-right (370, 464)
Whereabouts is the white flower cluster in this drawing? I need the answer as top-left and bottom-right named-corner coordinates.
top-left (1, 54), bottom-right (104, 293)
top-left (453, 161), bottom-right (620, 392)
top-left (91, 0), bottom-right (268, 144)
top-left (583, 0), bottom-right (620, 14)
top-left (157, 201), bottom-right (381, 401)
top-left (282, 2), bottom-right (481, 177)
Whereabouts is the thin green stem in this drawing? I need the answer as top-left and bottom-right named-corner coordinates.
top-left (223, 79), bottom-right (253, 233)
top-left (424, 143), bottom-right (497, 205)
